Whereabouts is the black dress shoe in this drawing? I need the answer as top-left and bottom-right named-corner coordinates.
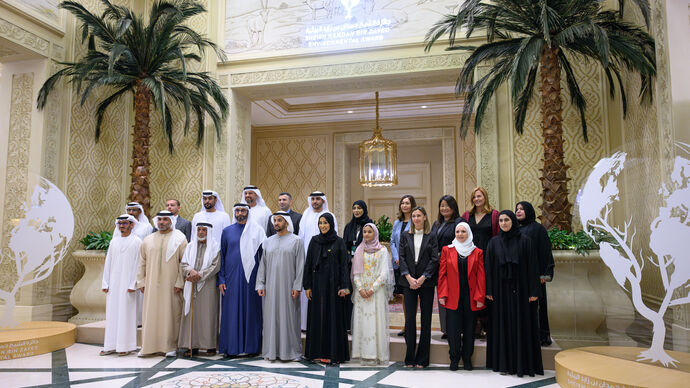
top-left (463, 362), bottom-right (473, 371)
top-left (397, 330), bottom-right (405, 336)
top-left (441, 333), bottom-right (448, 339)
top-left (449, 361), bottom-right (459, 371)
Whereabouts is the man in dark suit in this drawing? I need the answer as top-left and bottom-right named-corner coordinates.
top-left (167, 198), bottom-right (192, 241)
top-left (266, 192), bottom-right (302, 237)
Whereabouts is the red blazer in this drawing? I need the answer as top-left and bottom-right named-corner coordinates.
top-left (438, 245), bottom-right (486, 311)
top-left (462, 210), bottom-right (499, 237)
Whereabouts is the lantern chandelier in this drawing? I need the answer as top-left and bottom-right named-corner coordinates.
top-left (359, 91), bottom-right (398, 187)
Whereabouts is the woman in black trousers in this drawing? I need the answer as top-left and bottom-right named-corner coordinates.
top-left (430, 194), bottom-right (466, 339)
top-left (399, 206), bottom-right (438, 368)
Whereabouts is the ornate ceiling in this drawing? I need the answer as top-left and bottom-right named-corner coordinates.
top-left (251, 85), bottom-right (465, 125)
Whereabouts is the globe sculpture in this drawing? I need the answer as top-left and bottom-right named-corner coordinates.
top-left (0, 176), bottom-right (74, 328)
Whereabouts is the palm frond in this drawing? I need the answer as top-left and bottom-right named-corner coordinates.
top-left (95, 85), bottom-right (130, 141)
top-left (514, 64), bottom-right (538, 134)
top-left (38, 0), bottom-right (228, 150)
top-left (617, 0), bottom-right (650, 28)
top-left (426, 0), bottom-right (654, 144)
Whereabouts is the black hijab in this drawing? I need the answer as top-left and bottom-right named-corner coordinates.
top-left (313, 212), bottom-right (338, 245)
top-left (343, 200), bottom-right (373, 246)
top-left (498, 210), bottom-right (522, 266)
top-left (516, 201), bottom-right (537, 226)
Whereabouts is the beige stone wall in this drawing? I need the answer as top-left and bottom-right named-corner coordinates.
top-left (254, 134), bottom-right (331, 214)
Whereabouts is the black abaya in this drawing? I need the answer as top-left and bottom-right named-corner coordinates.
top-left (517, 201), bottom-right (555, 344)
top-left (303, 234), bottom-right (351, 363)
top-left (342, 200), bottom-right (373, 331)
top-left (485, 211), bottom-right (543, 377)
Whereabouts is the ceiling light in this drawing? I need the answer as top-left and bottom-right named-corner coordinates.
top-left (421, 105), bottom-right (428, 109)
top-left (359, 91), bottom-right (398, 187)
top-left (347, 110), bottom-right (354, 114)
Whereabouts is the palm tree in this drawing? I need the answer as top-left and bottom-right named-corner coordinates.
top-left (425, 0), bottom-right (656, 231)
top-left (37, 0), bottom-right (228, 217)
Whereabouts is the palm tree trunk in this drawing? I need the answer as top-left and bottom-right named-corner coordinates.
top-left (130, 80), bottom-right (152, 217)
top-left (539, 46), bottom-right (572, 231)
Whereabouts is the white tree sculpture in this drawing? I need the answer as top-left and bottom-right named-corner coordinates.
top-left (579, 143), bottom-right (690, 367)
top-left (0, 177), bottom-right (74, 327)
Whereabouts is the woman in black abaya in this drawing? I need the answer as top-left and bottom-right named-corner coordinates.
top-left (343, 200), bottom-right (373, 331)
top-left (303, 212), bottom-right (351, 364)
top-left (485, 210), bottom-right (543, 377)
top-left (516, 201), bottom-right (555, 346)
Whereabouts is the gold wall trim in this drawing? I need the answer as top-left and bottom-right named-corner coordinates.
top-left (229, 53), bottom-right (469, 87)
top-left (272, 93), bottom-right (463, 113)
top-left (0, 16), bottom-right (50, 57)
top-left (253, 115), bottom-right (464, 135)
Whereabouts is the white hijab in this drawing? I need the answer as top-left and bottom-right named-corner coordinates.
top-left (451, 222), bottom-right (476, 257)
top-left (232, 203), bottom-right (267, 282)
top-left (182, 223), bottom-right (220, 315)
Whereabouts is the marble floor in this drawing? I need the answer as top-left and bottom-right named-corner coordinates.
top-left (0, 343), bottom-right (558, 388)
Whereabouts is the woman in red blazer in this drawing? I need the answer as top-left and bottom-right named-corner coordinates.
top-left (439, 222), bottom-right (486, 371)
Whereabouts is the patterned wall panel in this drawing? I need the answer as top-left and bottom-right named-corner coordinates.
top-left (147, 109), bottom-right (204, 221)
top-left (0, 73), bottom-right (34, 298)
top-left (462, 129), bottom-right (477, 204)
top-left (62, 0), bottom-right (131, 291)
top-left (185, 0), bottom-right (208, 72)
top-left (41, 60), bottom-right (62, 184)
top-left (513, 61), bottom-right (609, 225)
top-left (615, 0), bottom-right (669, 303)
top-left (254, 135), bottom-right (329, 214)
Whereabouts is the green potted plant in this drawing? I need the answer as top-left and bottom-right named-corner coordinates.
top-left (375, 215), bottom-right (393, 243)
top-left (80, 231), bottom-right (113, 251)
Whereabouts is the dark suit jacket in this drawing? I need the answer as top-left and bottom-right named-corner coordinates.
top-left (176, 216), bottom-right (192, 241)
top-left (266, 209), bottom-right (302, 237)
top-left (398, 231), bottom-right (439, 288)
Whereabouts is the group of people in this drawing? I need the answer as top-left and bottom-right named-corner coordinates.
top-left (99, 185), bottom-right (554, 377)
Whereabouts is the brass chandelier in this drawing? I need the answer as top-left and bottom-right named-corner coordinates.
top-left (359, 92), bottom-right (398, 187)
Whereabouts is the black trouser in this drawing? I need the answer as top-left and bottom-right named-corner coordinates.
top-left (538, 283), bottom-right (550, 342)
top-left (403, 286), bottom-right (434, 366)
top-left (446, 297), bottom-right (476, 366)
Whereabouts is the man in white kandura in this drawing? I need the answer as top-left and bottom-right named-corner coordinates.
top-left (242, 185), bottom-right (272, 234)
top-left (191, 190), bottom-right (231, 244)
top-left (101, 214), bottom-right (142, 356)
top-left (137, 211), bottom-right (187, 357)
top-left (256, 211), bottom-right (305, 361)
top-left (120, 202), bottom-right (154, 240)
top-left (297, 191), bottom-right (338, 330)
top-left (178, 222), bottom-right (220, 356)
top-left (116, 201), bottom-right (153, 327)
